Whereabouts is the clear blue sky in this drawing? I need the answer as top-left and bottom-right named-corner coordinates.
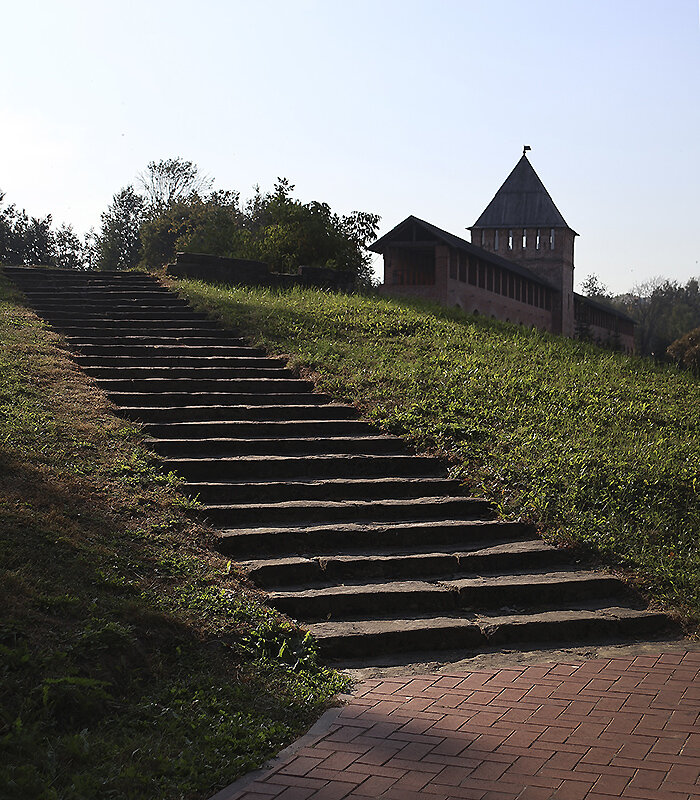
top-left (1, 0), bottom-right (698, 293)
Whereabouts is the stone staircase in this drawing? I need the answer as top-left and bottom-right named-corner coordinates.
top-left (4, 266), bottom-right (671, 663)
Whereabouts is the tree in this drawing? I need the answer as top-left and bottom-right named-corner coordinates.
top-left (581, 273), bottom-right (609, 299)
top-left (0, 191), bottom-right (55, 266)
top-left (138, 158), bottom-right (212, 214)
top-left (97, 186), bottom-right (145, 270)
top-left (52, 224), bottom-right (85, 269)
top-left (667, 327), bottom-right (700, 375)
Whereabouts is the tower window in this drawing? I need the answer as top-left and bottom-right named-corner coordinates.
top-left (536, 229), bottom-right (541, 250)
top-left (508, 229), bottom-right (513, 250)
top-left (494, 230), bottom-right (499, 250)
top-left (481, 230), bottom-right (485, 247)
top-left (550, 228), bottom-right (555, 249)
top-left (522, 230), bottom-right (527, 249)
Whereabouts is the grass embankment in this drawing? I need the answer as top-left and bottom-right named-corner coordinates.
top-left (175, 280), bottom-right (700, 623)
top-left (0, 273), bottom-right (347, 800)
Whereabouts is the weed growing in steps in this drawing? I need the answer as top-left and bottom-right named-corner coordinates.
top-left (174, 279), bottom-right (700, 623)
top-left (0, 273), bottom-right (348, 800)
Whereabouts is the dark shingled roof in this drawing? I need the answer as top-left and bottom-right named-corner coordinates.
top-left (369, 215), bottom-right (557, 290)
top-left (471, 155), bottom-right (576, 232)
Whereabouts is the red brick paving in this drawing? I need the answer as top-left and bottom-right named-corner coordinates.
top-left (222, 652), bottom-right (700, 800)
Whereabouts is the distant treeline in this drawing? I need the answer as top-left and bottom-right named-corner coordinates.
top-left (0, 158), bottom-right (380, 285)
top-left (580, 274), bottom-right (700, 358)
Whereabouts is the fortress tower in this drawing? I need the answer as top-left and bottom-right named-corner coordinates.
top-left (469, 153), bottom-right (577, 337)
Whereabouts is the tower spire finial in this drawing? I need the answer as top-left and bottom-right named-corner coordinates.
top-left (523, 145), bottom-right (532, 156)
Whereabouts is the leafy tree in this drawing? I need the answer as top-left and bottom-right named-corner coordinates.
top-left (138, 158), bottom-right (212, 214)
top-left (52, 224), bottom-right (84, 269)
top-left (581, 273), bottom-right (610, 299)
top-left (667, 326), bottom-right (700, 375)
top-left (97, 186), bottom-right (145, 271)
top-left (0, 192), bottom-right (55, 266)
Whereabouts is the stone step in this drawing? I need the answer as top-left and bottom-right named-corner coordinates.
top-left (109, 392), bottom-right (332, 408)
top-left (269, 571), bottom-right (632, 621)
top-left (185, 476), bottom-right (461, 503)
top-left (54, 322), bottom-right (226, 334)
top-left (145, 419), bottom-right (379, 439)
top-left (149, 434), bottom-right (407, 457)
top-left (308, 607), bottom-right (670, 660)
top-left (75, 355), bottom-right (279, 367)
top-left (199, 496), bottom-right (493, 526)
top-left (26, 292), bottom-right (186, 303)
top-left (242, 539), bottom-right (568, 587)
top-left (66, 334), bottom-right (249, 346)
top-left (84, 365), bottom-right (295, 380)
top-left (3, 267), bottom-right (155, 283)
top-left (70, 344), bottom-right (263, 357)
top-left (117, 403), bottom-right (358, 423)
top-left (34, 309), bottom-right (210, 321)
top-left (217, 519), bottom-right (523, 557)
top-left (96, 377), bottom-right (315, 392)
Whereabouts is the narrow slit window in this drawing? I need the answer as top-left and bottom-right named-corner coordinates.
top-left (494, 230), bottom-right (499, 250)
top-left (550, 228), bottom-right (555, 249)
top-left (536, 229), bottom-right (540, 250)
top-left (508, 229), bottom-right (513, 250)
top-left (522, 230), bottom-right (527, 249)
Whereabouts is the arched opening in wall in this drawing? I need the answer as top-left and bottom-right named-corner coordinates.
top-left (505, 318), bottom-right (510, 323)
top-left (473, 309), bottom-right (479, 316)
top-left (491, 314), bottom-right (496, 319)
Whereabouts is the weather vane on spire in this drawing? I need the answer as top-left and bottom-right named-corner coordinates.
top-left (523, 145), bottom-right (532, 156)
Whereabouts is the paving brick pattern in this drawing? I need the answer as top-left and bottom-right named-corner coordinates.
top-left (226, 652), bottom-right (700, 800)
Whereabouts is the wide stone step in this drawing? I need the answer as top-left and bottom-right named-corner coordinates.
top-left (27, 293), bottom-right (187, 304)
top-left (36, 309), bottom-right (210, 321)
top-left (117, 403), bottom-right (359, 423)
top-left (308, 608), bottom-right (670, 660)
top-left (84, 365), bottom-right (295, 380)
top-left (110, 392), bottom-right (332, 408)
top-left (145, 419), bottom-right (378, 438)
top-left (269, 571), bottom-right (632, 621)
top-left (186, 476), bottom-right (462, 503)
top-left (66, 334), bottom-right (250, 346)
top-left (75, 355), bottom-right (279, 367)
top-left (71, 344), bottom-right (263, 357)
top-left (149, 434), bottom-right (406, 457)
top-left (56, 321), bottom-right (224, 332)
top-left (242, 539), bottom-right (568, 587)
top-left (96, 377), bottom-right (315, 392)
top-left (217, 519), bottom-right (524, 557)
top-left (199, 496), bottom-right (493, 526)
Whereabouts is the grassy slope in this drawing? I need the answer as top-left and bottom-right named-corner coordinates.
top-left (174, 280), bottom-right (700, 622)
top-left (0, 273), bottom-right (347, 800)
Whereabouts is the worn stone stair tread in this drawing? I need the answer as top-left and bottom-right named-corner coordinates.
top-left (148, 435), bottom-right (407, 456)
top-left (240, 540), bottom-right (568, 586)
top-left (75, 356), bottom-right (281, 367)
top-left (306, 605), bottom-right (668, 655)
top-left (202, 496), bottom-right (488, 513)
top-left (218, 518), bottom-right (519, 537)
top-left (117, 404), bottom-right (360, 422)
top-left (145, 420), bottom-right (378, 437)
top-left (111, 393), bottom-right (335, 408)
top-left (268, 569), bottom-right (617, 599)
top-left (86, 367), bottom-right (296, 379)
top-left (240, 540), bottom-right (558, 571)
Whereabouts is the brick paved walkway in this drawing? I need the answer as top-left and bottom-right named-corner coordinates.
top-left (220, 651), bottom-right (700, 800)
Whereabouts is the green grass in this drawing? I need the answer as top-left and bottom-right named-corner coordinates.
top-left (0, 273), bottom-right (348, 800)
top-left (173, 280), bottom-right (700, 623)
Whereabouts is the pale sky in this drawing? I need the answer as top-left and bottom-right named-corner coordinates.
top-left (1, 0), bottom-right (698, 293)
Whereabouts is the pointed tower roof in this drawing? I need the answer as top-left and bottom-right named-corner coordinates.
top-left (471, 155), bottom-right (576, 232)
